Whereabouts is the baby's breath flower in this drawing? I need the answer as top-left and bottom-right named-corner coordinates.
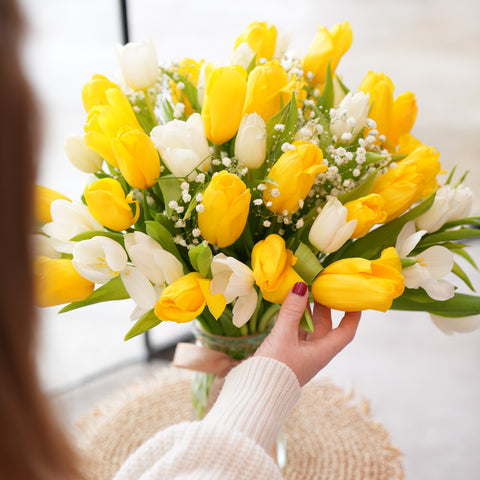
top-left (181, 182), bottom-right (189, 191)
top-left (253, 199), bottom-right (263, 206)
top-left (195, 193), bottom-right (203, 202)
top-left (271, 188), bottom-right (281, 197)
top-left (192, 228), bottom-right (201, 237)
top-left (196, 204), bottom-right (205, 213)
top-left (257, 183), bottom-right (266, 191)
top-left (195, 173), bottom-right (206, 183)
top-left (263, 220), bottom-right (271, 227)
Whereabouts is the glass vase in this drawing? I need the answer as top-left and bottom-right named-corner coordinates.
top-left (191, 319), bottom-right (287, 469)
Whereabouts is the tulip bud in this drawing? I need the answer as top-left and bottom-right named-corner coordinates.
top-left (234, 21), bottom-right (277, 61)
top-left (81, 74), bottom-right (122, 112)
top-left (344, 193), bottom-right (387, 238)
top-left (33, 257), bottom-right (94, 307)
top-left (372, 146), bottom-right (441, 221)
top-left (302, 21), bottom-right (352, 86)
top-left (35, 185), bottom-right (70, 224)
top-left (330, 91), bottom-right (370, 143)
top-left (150, 113), bottom-right (211, 180)
top-left (84, 178), bottom-right (140, 231)
top-left (415, 184), bottom-right (473, 232)
top-left (243, 60), bottom-right (292, 122)
top-left (201, 65), bottom-right (247, 144)
top-left (112, 126), bottom-right (160, 189)
top-left (308, 198), bottom-right (357, 253)
top-left (234, 113), bottom-right (267, 169)
top-left (198, 171), bottom-right (251, 248)
top-left (311, 247), bottom-right (404, 312)
top-left (387, 92), bottom-right (417, 147)
top-left (359, 71), bottom-right (394, 136)
top-left (264, 141), bottom-right (326, 214)
top-left (251, 234), bottom-right (303, 304)
top-left (231, 42), bottom-right (256, 70)
top-left (154, 272), bottom-right (226, 323)
top-left (84, 88), bottom-right (142, 167)
top-left (64, 134), bottom-right (103, 173)
top-left (116, 39), bottom-right (158, 91)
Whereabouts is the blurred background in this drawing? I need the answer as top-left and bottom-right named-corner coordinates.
top-left (20, 0), bottom-right (480, 478)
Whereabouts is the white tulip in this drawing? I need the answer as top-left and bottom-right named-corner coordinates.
top-left (234, 113), bottom-right (267, 169)
top-left (64, 134), bottom-right (103, 173)
top-left (196, 63), bottom-right (206, 108)
top-left (73, 236), bottom-right (128, 284)
top-left (124, 231), bottom-right (184, 286)
top-left (130, 285), bottom-right (164, 321)
top-left (116, 39), bottom-right (158, 90)
top-left (395, 221), bottom-right (455, 301)
top-left (31, 234), bottom-right (61, 259)
top-left (415, 184), bottom-right (474, 232)
top-left (231, 42), bottom-right (255, 69)
top-left (210, 254), bottom-right (257, 328)
top-left (150, 113), bottom-right (211, 180)
top-left (330, 91), bottom-right (370, 144)
top-left (273, 28), bottom-right (291, 58)
top-left (430, 314), bottom-right (480, 335)
top-left (42, 200), bottom-right (103, 253)
top-left (308, 198), bottom-right (357, 253)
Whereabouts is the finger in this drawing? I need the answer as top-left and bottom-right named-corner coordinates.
top-left (273, 282), bottom-right (309, 341)
top-left (308, 302), bottom-right (332, 340)
top-left (322, 311), bottom-right (361, 357)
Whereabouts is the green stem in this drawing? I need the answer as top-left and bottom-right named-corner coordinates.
top-left (258, 303), bottom-right (281, 332)
top-left (143, 89), bottom-right (158, 126)
top-left (143, 192), bottom-right (151, 223)
top-left (248, 290), bottom-right (263, 334)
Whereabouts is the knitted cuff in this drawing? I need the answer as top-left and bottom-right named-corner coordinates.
top-left (204, 356), bottom-right (301, 453)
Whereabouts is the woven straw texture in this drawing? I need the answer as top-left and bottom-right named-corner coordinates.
top-left (74, 368), bottom-right (404, 480)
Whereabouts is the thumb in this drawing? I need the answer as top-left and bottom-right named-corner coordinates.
top-left (273, 282), bottom-right (309, 339)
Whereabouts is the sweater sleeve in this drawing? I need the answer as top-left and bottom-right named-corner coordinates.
top-left (112, 356), bottom-right (301, 480)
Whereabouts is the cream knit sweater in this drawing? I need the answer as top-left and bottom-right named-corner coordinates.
top-left (113, 356), bottom-right (301, 479)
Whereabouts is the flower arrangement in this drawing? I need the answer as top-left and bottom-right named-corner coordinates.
top-left (34, 20), bottom-right (480, 340)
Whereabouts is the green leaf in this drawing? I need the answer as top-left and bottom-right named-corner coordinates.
top-left (317, 60), bottom-right (334, 111)
top-left (59, 276), bottom-right (129, 313)
top-left (174, 73), bottom-right (201, 113)
top-left (450, 247), bottom-right (478, 270)
top-left (130, 95), bottom-right (156, 134)
top-left (440, 216), bottom-right (480, 230)
top-left (451, 262), bottom-right (476, 291)
top-left (417, 228), bottom-right (480, 249)
top-left (265, 94), bottom-right (298, 158)
top-left (246, 54), bottom-right (257, 74)
top-left (392, 291), bottom-right (480, 316)
top-left (331, 194), bottom-right (435, 262)
top-left (293, 242), bottom-right (323, 284)
top-left (188, 243), bottom-right (213, 278)
top-left (337, 169), bottom-right (379, 204)
top-left (69, 230), bottom-right (125, 247)
top-left (335, 75), bottom-right (350, 95)
top-left (445, 165), bottom-right (457, 185)
top-left (300, 308), bottom-right (314, 333)
top-left (124, 309), bottom-right (161, 340)
top-left (157, 175), bottom-right (182, 218)
top-left (145, 220), bottom-right (188, 271)
top-left (160, 98), bottom-right (175, 123)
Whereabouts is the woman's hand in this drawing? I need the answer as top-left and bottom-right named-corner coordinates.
top-left (255, 281), bottom-right (361, 386)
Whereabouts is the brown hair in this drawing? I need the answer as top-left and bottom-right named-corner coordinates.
top-left (0, 0), bottom-right (80, 478)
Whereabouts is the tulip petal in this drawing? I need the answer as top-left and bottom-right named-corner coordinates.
top-left (421, 279), bottom-right (455, 301)
top-left (232, 290), bottom-right (258, 328)
top-left (431, 314), bottom-right (480, 335)
top-left (121, 266), bottom-right (157, 310)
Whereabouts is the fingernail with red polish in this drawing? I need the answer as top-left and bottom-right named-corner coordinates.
top-left (292, 282), bottom-right (307, 296)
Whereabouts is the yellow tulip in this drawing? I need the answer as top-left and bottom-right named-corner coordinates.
top-left (311, 247), bottom-right (404, 312)
top-left (397, 133), bottom-right (423, 155)
top-left (359, 71), bottom-right (394, 136)
top-left (81, 74), bottom-right (122, 112)
top-left (154, 272), bottom-right (226, 323)
top-left (201, 65), bottom-right (247, 144)
top-left (359, 71), bottom-right (417, 151)
top-left (344, 194), bottom-right (387, 238)
top-left (112, 126), bottom-right (160, 189)
top-left (84, 88), bottom-right (142, 167)
top-left (302, 21), bottom-right (352, 85)
top-left (263, 141), bottom-right (326, 214)
top-left (251, 234), bottom-right (303, 304)
top-left (84, 178), bottom-right (140, 231)
top-left (234, 21), bottom-right (277, 61)
top-left (243, 60), bottom-right (293, 122)
top-left (33, 256), bottom-right (94, 307)
top-left (372, 146), bottom-right (441, 221)
top-left (35, 185), bottom-right (70, 224)
top-left (197, 171), bottom-right (251, 248)
top-left (387, 92), bottom-right (418, 146)
top-left (170, 58), bottom-right (204, 117)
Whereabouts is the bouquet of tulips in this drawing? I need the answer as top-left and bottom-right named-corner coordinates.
top-left (34, 20), bottom-right (480, 340)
